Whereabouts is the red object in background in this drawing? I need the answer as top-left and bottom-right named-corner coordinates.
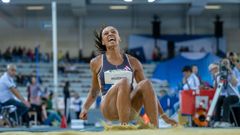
top-left (60, 115), bottom-right (67, 128)
top-left (180, 89), bottom-right (215, 115)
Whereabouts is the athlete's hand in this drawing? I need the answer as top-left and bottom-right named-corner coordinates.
top-left (79, 109), bottom-right (88, 120)
top-left (162, 115), bottom-right (178, 127)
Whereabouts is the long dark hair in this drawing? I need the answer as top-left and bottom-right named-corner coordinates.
top-left (94, 26), bottom-right (107, 54)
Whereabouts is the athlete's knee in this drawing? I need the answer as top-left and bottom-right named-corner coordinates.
top-left (117, 78), bottom-right (131, 93)
top-left (118, 78), bottom-right (130, 86)
top-left (140, 79), bottom-right (152, 87)
top-left (121, 78), bottom-right (129, 83)
top-left (138, 79), bottom-right (155, 94)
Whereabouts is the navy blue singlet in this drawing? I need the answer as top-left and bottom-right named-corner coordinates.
top-left (98, 54), bottom-right (134, 96)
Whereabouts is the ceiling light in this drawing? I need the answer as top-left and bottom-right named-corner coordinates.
top-left (205, 5), bottom-right (221, 10)
top-left (110, 5), bottom-right (128, 10)
top-left (124, 0), bottom-right (132, 2)
top-left (148, 0), bottom-right (155, 2)
top-left (26, 6), bottom-right (45, 10)
top-left (2, 0), bottom-right (10, 3)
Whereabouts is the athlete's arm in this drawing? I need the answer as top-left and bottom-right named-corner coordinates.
top-left (80, 56), bottom-right (101, 120)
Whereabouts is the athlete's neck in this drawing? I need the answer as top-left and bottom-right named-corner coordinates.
top-left (106, 47), bottom-right (123, 65)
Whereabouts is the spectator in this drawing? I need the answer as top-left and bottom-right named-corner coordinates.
top-left (65, 51), bottom-right (70, 62)
top-left (157, 89), bottom-right (172, 115)
top-left (16, 73), bottom-right (24, 86)
top-left (182, 65), bottom-right (200, 91)
top-left (227, 52), bottom-right (238, 69)
top-left (12, 46), bottom-right (18, 58)
top-left (41, 92), bottom-right (61, 126)
top-left (17, 46), bottom-right (23, 58)
top-left (192, 65), bottom-right (200, 79)
top-left (208, 60), bottom-right (239, 128)
top-left (152, 46), bottom-right (161, 61)
top-left (78, 49), bottom-right (83, 62)
top-left (191, 65), bottom-right (210, 89)
top-left (27, 76), bottom-right (43, 123)
top-left (26, 48), bottom-right (34, 62)
top-left (0, 64), bottom-right (30, 126)
top-left (63, 81), bottom-right (70, 123)
top-left (58, 50), bottom-right (64, 62)
top-left (27, 77), bottom-right (42, 105)
top-left (232, 61), bottom-right (240, 91)
top-left (42, 87), bottom-right (50, 99)
top-left (72, 92), bottom-right (82, 119)
top-left (3, 47), bottom-right (12, 61)
top-left (229, 54), bottom-right (240, 90)
top-left (45, 52), bottom-right (50, 62)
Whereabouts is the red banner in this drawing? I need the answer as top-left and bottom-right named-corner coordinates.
top-left (180, 89), bottom-right (215, 115)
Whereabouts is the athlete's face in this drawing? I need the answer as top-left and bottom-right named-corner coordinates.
top-left (101, 26), bottom-right (121, 49)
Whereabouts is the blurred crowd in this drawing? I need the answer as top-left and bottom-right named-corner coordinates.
top-left (0, 46), bottom-right (97, 63)
top-left (0, 46), bottom-right (51, 63)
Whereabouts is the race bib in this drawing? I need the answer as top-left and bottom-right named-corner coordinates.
top-left (104, 69), bottom-right (133, 85)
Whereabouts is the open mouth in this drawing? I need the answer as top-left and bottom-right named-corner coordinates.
top-left (108, 37), bottom-right (116, 42)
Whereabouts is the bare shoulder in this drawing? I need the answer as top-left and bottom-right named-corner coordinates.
top-left (90, 54), bottom-right (102, 73)
top-left (126, 54), bottom-right (143, 70)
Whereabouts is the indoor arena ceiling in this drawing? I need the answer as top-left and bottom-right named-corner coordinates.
top-left (0, 0), bottom-right (239, 21)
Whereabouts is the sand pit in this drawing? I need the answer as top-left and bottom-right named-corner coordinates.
top-left (0, 128), bottom-right (240, 135)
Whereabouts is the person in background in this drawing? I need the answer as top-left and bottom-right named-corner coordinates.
top-left (157, 89), bottom-right (172, 115)
top-left (230, 55), bottom-right (240, 91)
top-left (41, 92), bottom-right (61, 126)
top-left (28, 77), bottom-right (42, 106)
top-left (63, 81), bottom-right (71, 123)
top-left (152, 46), bottom-right (161, 61)
top-left (58, 50), bottom-right (64, 62)
top-left (227, 52), bottom-right (238, 69)
top-left (233, 61), bottom-right (240, 92)
top-left (16, 73), bottom-right (24, 86)
top-left (208, 59), bottom-right (239, 128)
top-left (192, 65), bottom-right (201, 82)
top-left (0, 64), bottom-right (30, 126)
top-left (72, 91), bottom-right (82, 119)
top-left (78, 49), bottom-right (83, 62)
top-left (182, 65), bottom-right (200, 92)
top-left (26, 48), bottom-right (34, 62)
top-left (192, 65), bottom-right (211, 89)
top-left (3, 47), bottom-right (12, 61)
top-left (65, 51), bottom-right (70, 62)
top-left (27, 76), bottom-right (43, 124)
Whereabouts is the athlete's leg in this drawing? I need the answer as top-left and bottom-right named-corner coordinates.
top-left (130, 79), bottom-right (158, 126)
top-left (100, 78), bottom-right (131, 124)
